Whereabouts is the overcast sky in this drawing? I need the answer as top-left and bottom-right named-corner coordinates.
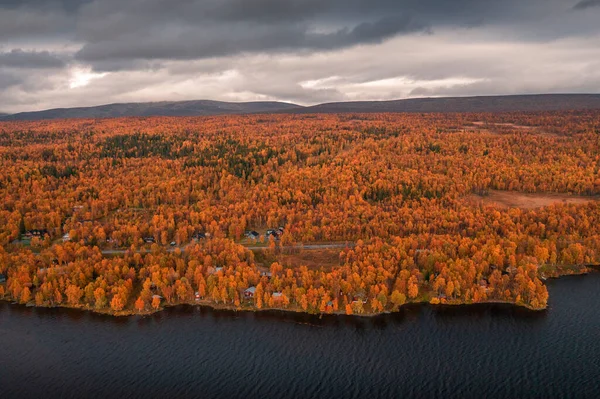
top-left (1, 0), bottom-right (600, 113)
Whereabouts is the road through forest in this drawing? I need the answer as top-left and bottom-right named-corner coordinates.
top-left (100, 241), bottom-right (355, 255)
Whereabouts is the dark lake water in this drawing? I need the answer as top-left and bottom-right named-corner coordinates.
top-left (1, 273), bottom-right (599, 399)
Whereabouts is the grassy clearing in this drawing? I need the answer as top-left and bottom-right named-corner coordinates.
top-left (468, 190), bottom-right (598, 210)
top-left (252, 248), bottom-right (343, 272)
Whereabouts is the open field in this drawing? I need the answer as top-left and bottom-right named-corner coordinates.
top-left (276, 249), bottom-right (342, 271)
top-left (469, 190), bottom-right (599, 210)
top-left (252, 247), bottom-right (342, 271)
top-left (470, 121), bottom-right (536, 130)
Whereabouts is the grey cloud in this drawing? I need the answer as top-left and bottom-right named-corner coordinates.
top-left (0, 0), bottom-right (595, 69)
top-left (0, 0), bottom-right (90, 9)
top-left (573, 0), bottom-right (600, 9)
top-left (1, 0), bottom-right (600, 113)
top-left (328, 15), bottom-right (429, 44)
top-left (0, 71), bottom-right (20, 89)
top-left (201, 0), bottom-right (327, 24)
top-left (0, 49), bottom-right (66, 69)
top-left (410, 78), bottom-right (600, 98)
top-left (0, 6), bottom-right (74, 40)
top-left (69, 0), bottom-right (578, 70)
top-left (75, 15), bottom-right (428, 70)
top-left (0, 68), bottom-right (61, 107)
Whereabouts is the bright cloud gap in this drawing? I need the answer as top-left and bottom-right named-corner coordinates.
top-left (69, 68), bottom-right (108, 89)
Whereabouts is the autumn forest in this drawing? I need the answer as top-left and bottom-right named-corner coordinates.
top-left (1, 111), bottom-right (599, 315)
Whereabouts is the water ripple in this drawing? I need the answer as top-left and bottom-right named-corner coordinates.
top-left (0, 274), bottom-right (599, 399)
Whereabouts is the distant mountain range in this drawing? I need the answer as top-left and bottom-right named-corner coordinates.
top-left (2, 94), bottom-right (600, 121)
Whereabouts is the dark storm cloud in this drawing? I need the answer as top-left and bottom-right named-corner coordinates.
top-left (0, 49), bottom-right (66, 69)
top-left (0, 0), bottom-right (89, 41)
top-left (0, 0), bottom-right (596, 68)
top-left (0, 10), bottom-right (70, 40)
top-left (202, 0), bottom-right (484, 24)
top-left (74, 14), bottom-right (428, 70)
top-left (72, 0), bottom-right (436, 69)
top-left (67, 0), bottom-right (578, 70)
top-left (573, 0), bottom-right (600, 9)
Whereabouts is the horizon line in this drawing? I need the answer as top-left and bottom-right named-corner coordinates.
top-left (3, 92), bottom-right (600, 116)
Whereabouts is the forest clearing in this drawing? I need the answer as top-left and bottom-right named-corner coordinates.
top-left (469, 190), bottom-right (599, 210)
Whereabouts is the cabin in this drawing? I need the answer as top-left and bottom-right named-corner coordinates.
top-left (143, 236), bottom-right (155, 244)
top-left (244, 287), bottom-right (256, 299)
top-left (62, 233), bottom-right (71, 242)
top-left (0, 274), bottom-right (6, 283)
top-left (207, 266), bottom-right (224, 276)
top-left (24, 229), bottom-right (49, 239)
top-left (265, 228), bottom-right (284, 241)
top-left (246, 231), bottom-right (260, 240)
top-left (272, 292), bottom-right (283, 300)
top-left (266, 228), bottom-right (283, 239)
top-left (194, 291), bottom-right (201, 301)
top-left (208, 266), bottom-right (224, 275)
top-left (261, 271), bottom-right (272, 278)
top-left (192, 232), bottom-right (206, 240)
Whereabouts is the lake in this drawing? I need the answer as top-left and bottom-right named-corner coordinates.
top-left (1, 273), bottom-right (599, 399)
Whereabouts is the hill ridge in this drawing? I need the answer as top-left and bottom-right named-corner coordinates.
top-left (2, 94), bottom-right (600, 121)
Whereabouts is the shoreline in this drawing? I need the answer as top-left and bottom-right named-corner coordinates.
top-left (1, 268), bottom-right (595, 319)
top-left (0, 296), bottom-right (544, 318)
